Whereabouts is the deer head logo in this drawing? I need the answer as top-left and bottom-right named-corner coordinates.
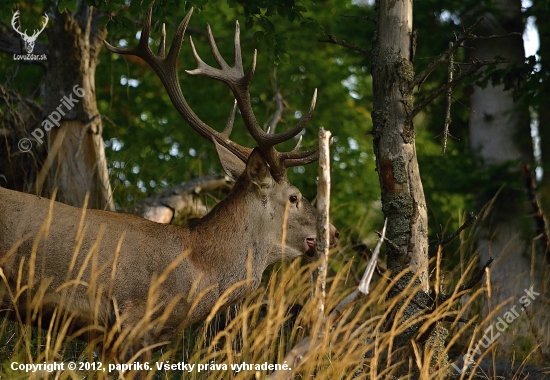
top-left (11, 11), bottom-right (48, 54)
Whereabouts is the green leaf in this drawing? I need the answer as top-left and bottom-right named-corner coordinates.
top-left (58, 0), bottom-right (77, 13)
top-left (260, 17), bottom-right (275, 33)
top-left (253, 31), bottom-right (265, 42)
top-left (120, 16), bottom-right (134, 31)
top-left (98, 15), bottom-right (110, 27)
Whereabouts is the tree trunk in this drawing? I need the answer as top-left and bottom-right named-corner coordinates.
top-left (468, 0), bottom-right (550, 362)
top-left (533, 0), bottom-right (550, 258)
top-left (372, 0), bottom-right (448, 375)
top-left (0, 3), bottom-right (114, 210)
top-left (39, 5), bottom-right (113, 210)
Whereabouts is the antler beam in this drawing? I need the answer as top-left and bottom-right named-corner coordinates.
top-left (104, 1), bottom-right (319, 180)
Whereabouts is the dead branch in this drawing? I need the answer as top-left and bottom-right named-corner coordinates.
top-left (409, 58), bottom-right (510, 121)
top-left (270, 219), bottom-right (387, 380)
top-left (457, 258), bottom-right (493, 293)
top-left (429, 212), bottom-right (477, 248)
top-left (441, 41), bottom-right (454, 155)
top-left (412, 18), bottom-right (485, 90)
top-left (315, 128), bottom-right (332, 317)
top-left (318, 34), bottom-right (368, 54)
top-left (265, 68), bottom-right (288, 134)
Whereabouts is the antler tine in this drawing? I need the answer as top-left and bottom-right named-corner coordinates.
top-left (221, 100), bottom-right (238, 138)
top-left (254, 88), bottom-right (317, 146)
top-left (104, 1), bottom-right (253, 164)
top-left (290, 135), bottom-right (302, 151)
top-left (284, 151), bottom-right (320, 167)
top-left (186, 22), bottom-right (257, 89)
top-left (103, 1), bottom-right (156, 59)
top-left (158, 23), bottom-right (166, 58)
top-left (206, 24), bottom-right (230, 71)
top-left (233, 21), bottom-right (244, 75)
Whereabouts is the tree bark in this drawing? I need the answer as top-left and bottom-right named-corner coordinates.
top-left (372, 0), bottom-right (448, 375)
top-left (40, 4), bottom-right (113, 210)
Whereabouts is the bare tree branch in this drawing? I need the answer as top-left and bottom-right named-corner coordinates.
top-left (429, 212), bottom-right (477, 247)
top-left (441, 41), bottom-right (454, 155)
top-left (315, 128), bottom-right (332, 318)
top-left (412, 18), bottom-right (485, 90)
top-left (318, 34), bottom-right (368, 54)
top-left (409, 58), bottom-right (510, 121)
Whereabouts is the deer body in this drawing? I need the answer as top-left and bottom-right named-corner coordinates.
top-left (1, 2), bottom-right (338, 364)
top-left (0, 151), bottom-right (336, 357)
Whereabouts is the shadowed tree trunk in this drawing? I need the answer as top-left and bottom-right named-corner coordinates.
top-left (533, 0), bottom-right (550, 257)
top-left (467, 0), bottom-right (550, 362)
top-left (0, 2), bottom-right (114, 210)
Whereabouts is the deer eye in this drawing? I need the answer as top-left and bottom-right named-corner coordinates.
top-left (289, 195), bottom-right (298, 204)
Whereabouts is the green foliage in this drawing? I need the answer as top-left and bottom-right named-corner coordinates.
top-left (2, 0), bottom-right (547, 260)
top-left (86, 0), bottom-right (379, 238)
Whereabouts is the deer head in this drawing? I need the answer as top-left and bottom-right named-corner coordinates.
top-left (11, 11), bottom-right (48, 54)
top-left (104, 3), bottom-right (337, 262)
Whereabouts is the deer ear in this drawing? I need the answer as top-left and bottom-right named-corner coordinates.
top-left (246, 148), bottom-right (273, 189)
top-left (213, 138), bottom-right (246, 180)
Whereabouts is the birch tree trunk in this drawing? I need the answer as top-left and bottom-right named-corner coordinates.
top-left (468, 0), bottom-right (550, 361)
top-left (533, 0), bottom-right (550, 237)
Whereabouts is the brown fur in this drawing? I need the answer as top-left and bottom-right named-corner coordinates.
top-left (0, 149), bottom-right (338, 362)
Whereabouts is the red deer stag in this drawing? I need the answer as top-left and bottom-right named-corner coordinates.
top-left (0, 3), bottom-right (338, 366)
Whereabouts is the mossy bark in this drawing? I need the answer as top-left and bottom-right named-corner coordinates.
top-left (371, 0), bottom-right (449, 376)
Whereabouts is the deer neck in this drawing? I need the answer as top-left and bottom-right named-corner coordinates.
top-left (187, 180), bottom-right (270, 301)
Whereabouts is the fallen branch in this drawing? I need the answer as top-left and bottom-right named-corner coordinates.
top-left (130, 175), bottom-right (233, 223)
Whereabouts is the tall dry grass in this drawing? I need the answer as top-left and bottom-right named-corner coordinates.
top-left (1, 212), bottom-right (549, 379)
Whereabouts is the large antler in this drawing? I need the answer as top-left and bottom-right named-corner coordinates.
top-left (104, 2), bottom-right (318, 180)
